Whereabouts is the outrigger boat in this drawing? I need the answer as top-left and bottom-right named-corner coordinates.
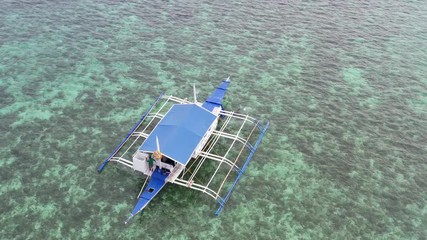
top-left (98, 78), bottom-right (269, 224)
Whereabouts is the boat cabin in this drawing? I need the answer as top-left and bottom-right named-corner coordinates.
top-left (132, 103), bottom-right (219, 182)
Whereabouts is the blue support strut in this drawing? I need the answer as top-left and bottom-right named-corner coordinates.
top-left (215, 121), bottom-right (270, 215)
top-left (97, 93), bottom-right (164, 173)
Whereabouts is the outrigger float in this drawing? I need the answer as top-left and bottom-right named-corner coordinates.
top-left (98, 78), bottom-right (269, 224)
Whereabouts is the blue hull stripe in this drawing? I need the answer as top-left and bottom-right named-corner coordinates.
top-left (202, 79), bottom-right (230, 112)
top-left (125, 167), bottom-right (169, 224)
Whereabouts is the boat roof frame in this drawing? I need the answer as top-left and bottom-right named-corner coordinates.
top-left (138, 103), bottom-right (217, 166)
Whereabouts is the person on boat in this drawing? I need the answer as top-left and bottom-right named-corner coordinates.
top-left (147, 155), bottom-right (155, 172)
top-left (152, 150), bottom-right (163, 172)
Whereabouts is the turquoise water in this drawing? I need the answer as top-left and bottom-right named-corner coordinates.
top-left (1, 0), bottom-right (426, 239)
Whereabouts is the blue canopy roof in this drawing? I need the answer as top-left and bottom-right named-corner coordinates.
top-left (139, 104), bottom-right (216, 165)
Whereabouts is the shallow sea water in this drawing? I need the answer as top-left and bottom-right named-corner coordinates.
top-left (1, 0), bottom-right (426, 239)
